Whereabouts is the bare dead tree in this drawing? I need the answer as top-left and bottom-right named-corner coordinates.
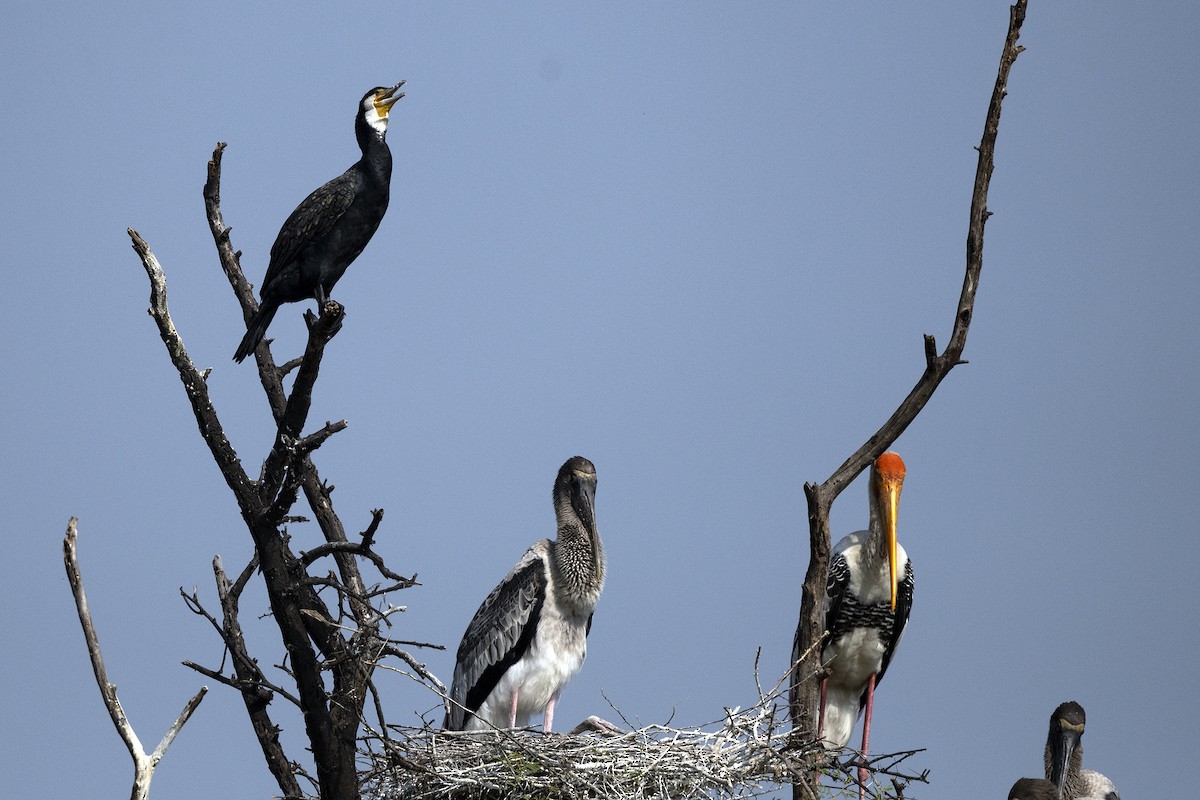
top-left (63, 517), bottom-right (208, 800)
top-left (75, 6), bottom-right (1026, 797)
top-left (119, 147), bottom-right (444, 800)
top-left (788, 2), bottom-right (1029, 798)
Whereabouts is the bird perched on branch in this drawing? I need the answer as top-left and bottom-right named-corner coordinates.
top-left (1044, 701), bottom-right (1120, 800)
top-left (444, 457), bottom-right (605, 732)
top-left (819, 451), bottom-right (914, 797)
top-left (234, 82), bottom-right (406, 362)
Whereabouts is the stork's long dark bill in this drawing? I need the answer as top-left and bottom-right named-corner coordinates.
top-left (569, 475), bottom-right (600, 576)
top-left (1049, 727), bottom-right (1078, 794)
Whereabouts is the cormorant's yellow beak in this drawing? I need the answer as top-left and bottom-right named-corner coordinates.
top-left (374, 81), bottom-right (407, 117)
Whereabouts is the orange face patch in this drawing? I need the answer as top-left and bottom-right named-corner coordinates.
top-left (875, 451), bottom-right (906, 483)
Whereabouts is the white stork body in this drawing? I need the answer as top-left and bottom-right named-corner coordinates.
top-left (820, 531), bottom-right (912, 749)
top-left (1075, 772), bottom-right (1120, 800)
top-left (817, 452), bottom-right (913, 800)
top-left (459, 540), bottom-right (593, 730)
top-left (444, 457), bottom-right (604, 732)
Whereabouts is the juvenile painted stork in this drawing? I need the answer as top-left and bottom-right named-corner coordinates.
top-left (1044, 701), bottom-right (1120, 800)
top-left (1008, 778), bottom-right (1060, 800)
top-left (819, 451), bottom-right (913, 795)
top-left (444, 456), bottom-right (605, 732)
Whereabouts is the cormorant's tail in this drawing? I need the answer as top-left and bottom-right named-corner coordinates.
top-left (233, 302), bottom-right (278, 363)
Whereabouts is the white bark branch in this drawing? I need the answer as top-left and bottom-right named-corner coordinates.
top-left (63, 517), bottom-right (208, 800)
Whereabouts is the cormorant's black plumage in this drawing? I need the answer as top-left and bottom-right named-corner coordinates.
top-left (234, 82), bottom-right (405, 362)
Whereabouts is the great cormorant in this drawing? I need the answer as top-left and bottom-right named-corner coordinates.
top-left (815, 451), bottom-right (914, 799)
top-left (444, 457), bottom-right (605, 732)
top-left (233, 82), bottom-right (405, 363)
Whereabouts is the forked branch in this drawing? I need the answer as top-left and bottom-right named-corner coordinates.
top-left (63, 517), bottom-right (207, 800)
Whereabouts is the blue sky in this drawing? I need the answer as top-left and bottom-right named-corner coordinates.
top-left (3, 2), bottom-right (1197, 797)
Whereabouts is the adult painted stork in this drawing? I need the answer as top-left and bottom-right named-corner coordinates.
top-left (1008, 778), bottom-right (1060, 800)
top-left (444, 456), bottom-right (605, 732)
top-left (819, 451), bottom-right (913, 796)
top-left (1044, 701), bottom-right (1120, 800)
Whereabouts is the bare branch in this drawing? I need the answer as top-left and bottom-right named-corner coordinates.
top-left (297, 420), bottom-right (350, 455)
top-left (230, 551), bottom-right (259, 599)
top-left (299, 540), bottom-right (415, 585)
top-left (63, 518), bottom-right (207, 800)
top-left (149, 688), bottom-right (209, 762)
top-left (127, 229), bottom-right (257, 519)
top-left (204, 143), bottom-right (289, 417)
top-left (379, 645), bottom-right (448, 694)
top-left (359, 509), bottom-right (385, 549)
top-left (258, 308), bottom-right (348, 505)
top-left (212, 553), bottom-right (307, 796)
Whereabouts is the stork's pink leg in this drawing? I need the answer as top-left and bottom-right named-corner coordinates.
top-left (817, 676), bottom-right (828, 741)
top-left (544, 693), bottom-right (559, 733)
top-left (508, 686), bottom-right (519, 728)
top-left (858, 672), bottom-right (877, 800)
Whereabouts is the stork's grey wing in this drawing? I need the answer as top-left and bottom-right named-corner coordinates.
top-left (444, 544), bottom-right (548, 729)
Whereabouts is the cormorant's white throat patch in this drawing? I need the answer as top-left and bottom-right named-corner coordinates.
top-left (364, 103), bottom-right (389, 136)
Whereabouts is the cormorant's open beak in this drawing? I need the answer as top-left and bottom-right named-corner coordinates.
top-left (1049, 725), bottom-right (1079, 794)
top-left (375, 81), bottom-right (407, 116)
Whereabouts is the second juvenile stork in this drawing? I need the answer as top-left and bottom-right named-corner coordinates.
top-left (444, 456), bottom-right (605, 732)
top-left (819, 451), bottom-right (914, 795)
top-left (1044, 701), bottom-right (1120, 800)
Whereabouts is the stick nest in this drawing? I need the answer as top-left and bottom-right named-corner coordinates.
top-left (366, 698), bottom-right (821, 800)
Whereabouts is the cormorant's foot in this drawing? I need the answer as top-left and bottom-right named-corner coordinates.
top-left (303, 300), bottom-right (345, 333)
top-left (321, 300), bottom-right (345, 337)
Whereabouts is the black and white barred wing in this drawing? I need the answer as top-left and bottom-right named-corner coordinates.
top-left (444, 542), bottom-right (548, 729)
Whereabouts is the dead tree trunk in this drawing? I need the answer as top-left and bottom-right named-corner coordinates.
top-left (788, 2), bottom-right (1029, 797)
top-left (124, 147), bottom-right (444, 800)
